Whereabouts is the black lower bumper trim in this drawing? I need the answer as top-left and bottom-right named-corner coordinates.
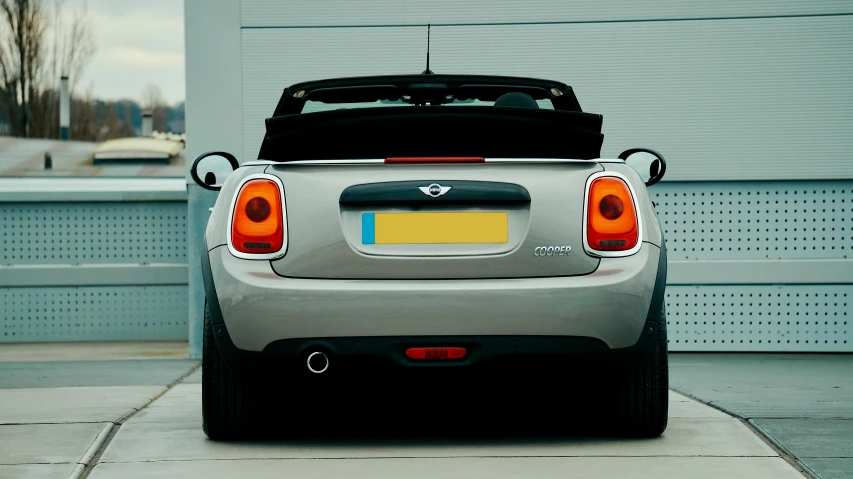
top-left (211, 321), bottom-right (659, 376)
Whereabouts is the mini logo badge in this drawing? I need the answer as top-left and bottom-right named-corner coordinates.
top-left (419, 183), bottom-right (451, 198)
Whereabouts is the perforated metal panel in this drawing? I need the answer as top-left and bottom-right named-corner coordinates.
top-left (1, 200), bottom-right (189, 343)
top-left (666, 285), bottom-right (850, 352)
top-left (1, 202), bottom-right (187, 265)
top-left (651, 181), bottom-right (853, 260)
top-left (657, 181), bottom-right (852, 351)
top-left (1, 286), bottom-right (188, 342)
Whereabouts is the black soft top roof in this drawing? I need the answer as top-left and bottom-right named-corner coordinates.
top-left (260, 74), bottom-right (601, 162)
top-left (273, 74), bottom-right (583, 115)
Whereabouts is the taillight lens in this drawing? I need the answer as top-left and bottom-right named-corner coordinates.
top-left (587, 176), bottom-right (638, 251)
top-left (231, 179), bottom-right (283, 254)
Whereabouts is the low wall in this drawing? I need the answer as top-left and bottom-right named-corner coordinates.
top-left (2, 178), bottom-right (850, 351)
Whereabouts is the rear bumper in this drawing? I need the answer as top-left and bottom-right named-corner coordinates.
top-left (202, 242), bottom-right (666, 375)
top-left (207, 329), bottom-right (663, 378)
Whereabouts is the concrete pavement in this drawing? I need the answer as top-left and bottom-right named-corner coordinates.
top-left (0, 343), bottom-right (818, 479)
top-left (87, 384), bottom-right (803, 479)
top-left (671, 354), bottom-right (853, 479)
top-left (0, 342), bottom-right (198, 479)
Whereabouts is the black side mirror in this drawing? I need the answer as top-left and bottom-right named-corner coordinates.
top-left (619, 148), bottom-right (667, 186)
top-left (190, 152), bottom-right (240, 191)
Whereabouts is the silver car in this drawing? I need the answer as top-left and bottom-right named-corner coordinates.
top-left (192, 74), bottom-right (669, 440)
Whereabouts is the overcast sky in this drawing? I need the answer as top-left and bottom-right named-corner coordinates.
top-left (65, 0), bottom-right (185, 105)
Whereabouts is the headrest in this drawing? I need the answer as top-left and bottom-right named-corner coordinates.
top-left (494, 92), bottom-right (539, 109)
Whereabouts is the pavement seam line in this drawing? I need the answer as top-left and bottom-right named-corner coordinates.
top-left (113, 363), bottom-right (200, 426)
top-left (67, 464), bottom-right (85, 478)
top-left (747, 420), bottom-right (825, 479)
top-left (79, 423), bottom-right (115, 464)
top-left (0, 421), bottom-right (116, 426)
top-left (742, 421), bottom-right (821, 479)
top-left (65, 421), bottom-right (115, 479)
top-left (671, 387), bottom-right (817, 479)
top-left (795, 461), bottom-right (824, 479)
top-left (73, 363), bottom-right (201, 479)
top-left (747, 420), bottom-right (798, 460)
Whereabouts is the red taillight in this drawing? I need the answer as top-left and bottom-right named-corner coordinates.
top-left (231, 179), bottom-right (284, 254)
top-left (385, 157), bottom-right (484, 164)
top-left (587, 176), bottom-right (638, 251)
top-left (405, 347), bottom-right (467, 360)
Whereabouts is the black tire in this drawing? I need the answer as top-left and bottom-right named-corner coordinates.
top-left (202, 301), bottom-right (258, 440)
top-left (615, 307), bottom-right (669, 437)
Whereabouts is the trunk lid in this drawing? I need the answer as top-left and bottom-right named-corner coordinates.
top-left (268, 162), bottom-right (601, 279)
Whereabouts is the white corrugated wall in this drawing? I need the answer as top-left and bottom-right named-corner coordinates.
top-left (239, 1), bottom-right (853, 182)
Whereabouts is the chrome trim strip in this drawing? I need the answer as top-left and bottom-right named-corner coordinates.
top-left (226, 173), bottom-right (289, 261)
top-left (245, 158), bottom-right (623, 166)
top-left (486, 158), bottom-right (625, 164)
top-left (241, 161), bottom-right (277, 166)
top-left (581, 171), bottom-right (644, 258)
top-left (261, 159), bottom-right (385, 166)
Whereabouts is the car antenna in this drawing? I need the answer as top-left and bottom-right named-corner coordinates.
top-left (422, 24), bottom-right (433, 74)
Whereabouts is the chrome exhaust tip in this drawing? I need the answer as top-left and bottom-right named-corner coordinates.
top-left (306, 351), bottom-right (329, 374)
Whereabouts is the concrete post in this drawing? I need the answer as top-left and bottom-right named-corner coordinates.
top-left (142, 110), bottom-right (153, 137)
top-left (185, 0), bottom-right (243, 359)
top-left (59, 76), bottom-right (70, 141)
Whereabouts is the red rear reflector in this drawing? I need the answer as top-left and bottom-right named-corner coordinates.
top-left (385, 157), bottom-right (484, 164)
top-left (405, 347), bottom-right (467, 360)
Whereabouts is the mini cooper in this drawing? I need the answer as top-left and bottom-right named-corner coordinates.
top-left (192, 74), bottom-right (669, 439)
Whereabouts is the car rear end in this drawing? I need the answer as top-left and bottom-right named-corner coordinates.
top-left (199, 75), bottom-right (668, 440)
top-left (204, 158), bottom-right (664, 359)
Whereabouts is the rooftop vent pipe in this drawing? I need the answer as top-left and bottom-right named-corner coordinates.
top-left (59, 76), bottom-right (70, 141)
top-left (142, 110), bottom-right (153, 137)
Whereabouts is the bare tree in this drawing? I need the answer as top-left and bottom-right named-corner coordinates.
top-left (0, 0), bottom-right (94, 138)
top-left (0, 0), bottom-right (47, 137)
top-left (34, 0), bottom-right (95, 138)
top-left (97, 100), bottom-right (133, 140)
top-left (68, 84), bottom-right (95, 139)
top-left (50, 0), bottom-right (94, 93)
top-left (141, 83), bottom-right (167, 133)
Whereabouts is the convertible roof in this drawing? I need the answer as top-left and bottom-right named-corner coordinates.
top-left (260, 106), bottom-right (603, 162)
top-left (260, 74), bottom-right (599, 162)
top-left (272, 74), bottom-right (583, 115)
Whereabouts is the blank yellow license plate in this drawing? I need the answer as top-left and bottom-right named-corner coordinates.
top-left (361, 212), bottom-right (508, 244)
